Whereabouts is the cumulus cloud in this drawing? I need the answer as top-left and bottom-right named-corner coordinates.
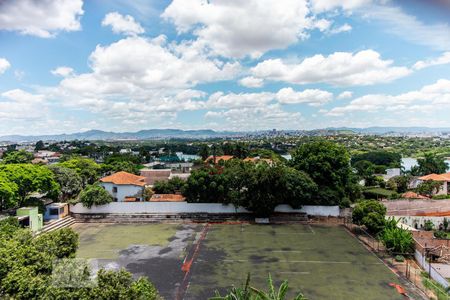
top-left (207, 91), bottom-right (274, 109)
top-left (51, 66), bottom-right (74, 77)
top-left (0, 0), bottom-right (83, 38)
top-left (413, 52), bottom-right (450, 70)
top-left (238, 76), bottom-right (264, 88)
top-left (0, 58), bottom-right (10, 74)
top-left (0, 89), bottom-right (47, 121)
top-left (337, 91), bottom-right (353, 99)
top-left (328, 23), bottom-right (352, 35)
top-left (251, 49), bottom-right (411, 86)
top-left (205, 104), bottom-right (302, 131)
top-left (276, 87), bottom-right (333, 106)
top-left (326, 79), bottom-right (450, 116)
top-left (162, 0), bottom-right (312, 58)
top-left (310, 0), bottom-right (373, 13)
top-left (102, 12), bottom-right (145, 36)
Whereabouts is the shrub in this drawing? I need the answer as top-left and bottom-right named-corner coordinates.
top-left (434, 231), bottom-right (447, 239)
top-left (395, 255), bottom-right (405, 262)
top-left (432, 194), bottom-right (450, 200)
top-left (78, 184), bottom-right (113, 208)
top-left (424, 220), bottom-right (434, 231)
top-left (352, 200), bottom-right (386, 233)
top-left (380, 227), bottom-right (414, 253)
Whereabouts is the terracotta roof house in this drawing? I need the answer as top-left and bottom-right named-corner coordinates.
top-left (99, 171), bottom-right (145, 202)
top-left (401, 191), bottom-right (430, 200)
top-left (150, 194), bottom-right (186, 202)
top-left (417, 173), bottom-right (450, 196)
top-left (204, 155), bottom-right (234, 164)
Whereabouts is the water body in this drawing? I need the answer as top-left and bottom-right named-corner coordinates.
top-left (401, 157), bottom-right (450, 172)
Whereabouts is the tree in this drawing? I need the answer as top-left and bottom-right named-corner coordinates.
top-left (412, 153), bottom-right (449, 176)
top-left (0, 164), bottom-right (60, 206)
top-left (351, 151), bottom-right (401, 168)
top-left (143, 187), bottom-right (154, 201)
top-left (78, 184), bottom-right (113, 208)
top-left (59, 157), bottom-right (101, 186)
top-left (48, 165), bottom-right (83, 201)
top-left (153, 177), bottom-right (186, 194)
top-left (199, 144), bottom-right (210, 160)
top-left (416, 180), bottom-right (443, 197)
top-left (2, 150), bottom-right (33, 164)
top-left (212, 274), bottom-right (307, 300)
top-left (34, 228), bottom-right (79, 259)
top-left (386, 175), bottom-right (409, 193)
top-left (0, 174), bottom-right (18, 211)
top-left (105, 161), bottom-right (140, 175)
top-left (291, 140), bottom-right (354, 205)
top-left (34, 140), bottom-right (45, 151)
top-left (353, 160), bottom-right (375, 178)
top-left (379, 219), bottom-right (414, 253)
top-left (352, 200), bottom-right (386, 233)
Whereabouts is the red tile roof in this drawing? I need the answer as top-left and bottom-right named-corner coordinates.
top-left (204, 155), bottom-right (234, 164)
top-left (100, 171), bottom-right (146, 186)
top-left (401, 191), bottom-right (430, 199)
top-left (150, 194), bottom-right (185, 202)
top-left (419, 173), bottom-right (450, 181)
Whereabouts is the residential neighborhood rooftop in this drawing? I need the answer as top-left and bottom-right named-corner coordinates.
top-left (100, 171), bottom-right (146, 186)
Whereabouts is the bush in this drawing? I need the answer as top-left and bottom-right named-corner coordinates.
top-left (432, 194), bottom-right (450, 200)
top-left (352, 200), bottom-right (386, 233)
top-left (424, 220), bottom-right (434, 231)
top-left (395, 255), bottom-right (405, 262)
top-left (380, 227), bottom-right (414, 253)
top-left (434, 231), bottom-right (447, 239)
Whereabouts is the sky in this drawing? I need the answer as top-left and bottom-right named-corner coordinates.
top-left (0, 0), bottom-right (450, 136)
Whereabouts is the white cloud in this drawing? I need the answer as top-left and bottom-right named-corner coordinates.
top-left (102, 12), bottom-right (144, 36)
top-left (327, 79), bottom-right (450, 116)
top-left (311, 0), bottom-right (373, 13)
top-left (162, 0), bottom-right (312, 58)
top-left (205, 104), bottom-right (302, 131)
top-left (362, 5), bottom-right (450, 51)
top-left (238, 76), bottom-right (264, 88)
top-left (0, 0), bottom-right (83, 38)
top-left (51, 66), bottom-right (74, 77)
top-left (329, 23), bottom-right (352, 34)
top-left (337, 91), bottom-right (353, 99)
top-left (413, 52), bottom-right (450, 70)
top-left (0, 58), bottom-right (10, 74)
top-left (207, 91), bottom-right (274, 109)
top-left (276, 87), bottom-right (333, 106)
top-left (0, 89), bottom-right (47, 121)
top-left (251, 49), bottom-right (411, 86)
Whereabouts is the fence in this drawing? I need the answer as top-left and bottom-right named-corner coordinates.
top-left (70, 202), bottom-right (341, 217)
top-left (344, 220), bottom-right (449, 299)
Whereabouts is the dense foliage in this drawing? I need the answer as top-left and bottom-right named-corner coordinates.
top-left (59, 157), bottom-right (101, 186)
top-left (0, 164), bottom-right (59, 209)
top-left (1, 150), bottom-right (34, 164)
top-left (416, 180), bottom-right (443, 197)
top-left (48, 165), bottom-right (83, 201)
top-left (291, 140), bottom-right (358, 206)
top-left (78, 184), bottom-right (113, 208)
top-left (379, 218), bottom-right (414, 253)
top-left (0, 218), bottom-right (160, 299)
top-left (184, 160), bottom-right (317, 216)
top-left (351, 151), bottom-right (401, 168)
top-left (153, 177), bottom-right (186, 194)
top-left (410, 153), bottom-right (449, 176)
top-left (352, 200), bottom-right (387, 233)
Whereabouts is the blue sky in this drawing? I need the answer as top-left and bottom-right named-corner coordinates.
top-left (0, 0), bottom-right (450, 135)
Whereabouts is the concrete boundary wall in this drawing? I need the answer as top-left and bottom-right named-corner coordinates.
top-left (414, 249), bottom-right (450, 290)
top-left (70, 202), bottom-right (340, 217)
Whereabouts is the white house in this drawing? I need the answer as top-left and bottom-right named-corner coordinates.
top-left (99, 171), bottom-right (146, 202)
top-left (417, 173), bottom-right (450, 195)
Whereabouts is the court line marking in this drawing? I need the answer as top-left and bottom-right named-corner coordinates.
top-left (219, 259), bottom-right (383, 265)
top-left (240, 232), bottom-right (315, 235)
top-left (277, 271), bottom-right (310, 275)
top-left (272, 250), bottom-right (303, 253)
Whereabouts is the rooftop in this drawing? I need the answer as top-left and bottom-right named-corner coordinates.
top-left (150, 194), bottom-right (186, 202)
top-left (100, 171), bottom-right (146, 186)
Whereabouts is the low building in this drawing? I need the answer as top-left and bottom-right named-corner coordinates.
top-left (100, 171), bottom-right (146, 202)
top-left (383, 168), bottom-right (401, 180)
top-left (140, 169), bottom-right (172, 186)
top-left (44, 203), bottom-right (69, 221)
top-left (16, 207), bottom-right (43, 232)
top-left (417, 173), bottom-right (450, 195)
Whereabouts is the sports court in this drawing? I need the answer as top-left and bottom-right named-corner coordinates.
top-left (74, 223), bottom-right (415, 300)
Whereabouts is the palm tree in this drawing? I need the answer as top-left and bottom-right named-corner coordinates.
top-left (210, 274), bottom-right (307, 300)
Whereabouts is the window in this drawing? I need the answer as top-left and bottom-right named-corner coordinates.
top-left (112, 187), bottom-right (118, 193)
top-left (49, 208), bottom-right (59, 215)
top-left (113, 197), bottom-right (118, 202)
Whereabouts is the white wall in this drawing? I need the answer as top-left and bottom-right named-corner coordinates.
top-left (100, 182), bottom-right (143, 202)
top-left (415, 249), bottom-right (450, 289)
top-left (394, 215), bottom-right (448, 230)
top-left (70, 202), bottom-right (340, 217)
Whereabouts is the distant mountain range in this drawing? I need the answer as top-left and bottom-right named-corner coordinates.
top-left (0, 129), bottom-right (241, 143)
top-left (1, 127), bottom-right (450, 142)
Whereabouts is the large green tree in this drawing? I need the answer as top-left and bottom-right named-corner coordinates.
top-left (2, 150), bottom-right (33, 164)
top-left (59, 157), bottom-right (101, 186)
top-left (0, 164), bottom-right (59, 206)
top-left (291, 140), bottom-right (355, 205)
top-left (0, 174), bottom-right (18, 211)
top-left (78, 184), bottom-right (113, 208)
top-left (411, 153), bottom-right (449, 176)
top-left (352, 200), bottom-right (387, 234)
top-left (351, 151), bottom-right (401, 168)
top-left (48, 165), bottom-right (83, 201)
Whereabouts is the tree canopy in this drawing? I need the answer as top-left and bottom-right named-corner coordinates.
top-left (411, 153), bottom-right (448, 176)
top-left (78, 184), bottom-right (113, 208)
top-left (48, 165), bottom-right (83, 201)
top-left (352, 200), bottom-right (387, 233)
top-left (351, 151), bottom-right (401, 168)
top-left (59, 157), bottom-right (101, 186)
top-left (1, 150), bottom-right (34, 164)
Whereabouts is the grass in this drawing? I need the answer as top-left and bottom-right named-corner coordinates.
top-left (364, 187), bottom-right (395, 197)
top-left (73, 223), bottom-right (179, 259)
top-left (186, 224), bottom-right (406, 300)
